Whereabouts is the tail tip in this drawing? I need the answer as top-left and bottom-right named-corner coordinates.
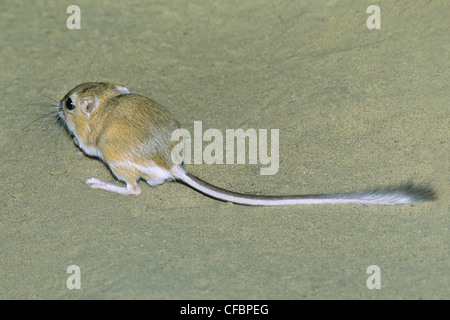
top-left (401, 184), bottom-right (436, 204)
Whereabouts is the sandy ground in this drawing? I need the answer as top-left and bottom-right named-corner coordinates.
top-left (0, 0), bottom-right (448, 299)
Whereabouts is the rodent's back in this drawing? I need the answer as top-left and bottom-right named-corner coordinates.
top-left (98, 93), bottom-right (180, 169)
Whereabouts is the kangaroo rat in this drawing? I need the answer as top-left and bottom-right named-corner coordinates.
top-left (57, 82), bottom-right (434, 206)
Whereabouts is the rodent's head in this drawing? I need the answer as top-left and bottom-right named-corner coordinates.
top-left (57, 82), bottom-right (130, 135)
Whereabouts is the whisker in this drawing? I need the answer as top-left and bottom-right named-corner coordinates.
top-left (39, 114), bottom-right (60, 129)
top-left (20, 102), bottom-right (57, 108)
top-left (36, 93), bottom-right (59, 103)
top-left (21, 110), bottom-right (58, 132)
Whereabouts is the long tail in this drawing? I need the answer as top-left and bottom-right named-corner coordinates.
top-left (171, 167), bottom-right (435, 206)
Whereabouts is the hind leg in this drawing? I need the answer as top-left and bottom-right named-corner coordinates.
top-left (85, 163), bottom-right (142, 195)
top-left (85, 177), bottom-right (141, 195)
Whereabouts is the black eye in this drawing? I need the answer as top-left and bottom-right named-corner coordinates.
top-left (65, 98), bottom-right (75, 110)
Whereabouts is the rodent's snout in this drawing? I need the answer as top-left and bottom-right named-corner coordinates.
top-left (56, 100), bottom-right (62, 114)
top-left (56, 99), bottom-right (66, 121)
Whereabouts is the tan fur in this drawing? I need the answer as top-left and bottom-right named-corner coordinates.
top-left (59, 82), bottom-right (180, 184)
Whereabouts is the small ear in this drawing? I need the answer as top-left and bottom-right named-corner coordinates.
top-left (81, 96), bottom-right (98, 115)
top-left (116, 85), bottom-right (130, 94)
